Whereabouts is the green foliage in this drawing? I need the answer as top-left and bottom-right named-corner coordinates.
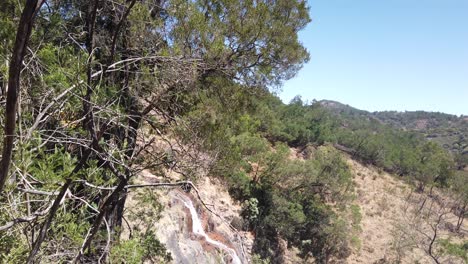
top-left (0, 236), bottom-right (28, 264)
top-left (140, 231), bottom-right (173, 263)
top-left (450, 171), bottom-right (468, 202)
top-left (438, 239), bottom-right (468, 263)
top-left (180, 84), bottom-right (361, 262)
top-left (167, 0), bottom-right (310, 87)
top-left (415, 141), bottom-right (454, 190)
top-left (110, 238), bottom-right (145, 264)
top-left (263, 194), bottom-right (306, 238)
top-left (242, 198), bottom-right (260, 225)
top-left (0, 208), bottom-right (28, 263)
top-left (0, 0), bottom-right (19, 58)
top-left (181, 80), bottom-right (461, 263)
top-left (52, 210), bottom-right (90, 245)
top-left (251, 254), bottom-right (271, 264)
top-left (33, 148), bottom-right (75, 182)
top-left (127, 189), bottom-right (165, 231)
top-left (311, 100), bottom-right (460, 194)
top-left (350, 204), bottom-right (362, 230)
top-left (111, 190), bottom-right (171, 263)
top-left (374, 111), bottom-right (468, 168)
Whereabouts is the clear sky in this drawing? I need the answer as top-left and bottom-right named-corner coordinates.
top-left (279, 0), bottom-right (468, 116)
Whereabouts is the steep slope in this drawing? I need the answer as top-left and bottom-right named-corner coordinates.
top-left (122, 170), bottom-right (253, 264)
top-left (121, 144), bottom-right (467, 264)
top-left (347, 158), bottom-right (467, 263)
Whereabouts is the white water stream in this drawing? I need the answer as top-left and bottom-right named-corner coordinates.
top-left (175, 194), bottom-right (242, 264)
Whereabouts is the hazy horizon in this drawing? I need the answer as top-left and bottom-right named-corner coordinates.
top-left (280, 0), bottom-right (468, 116)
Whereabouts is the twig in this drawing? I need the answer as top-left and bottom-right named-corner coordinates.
top-left (16, 188), bottom-right (58, 196)
top-left (0, 199), bottom-right (54, 232)
top-left (98, 217), bottom-right (111, 264)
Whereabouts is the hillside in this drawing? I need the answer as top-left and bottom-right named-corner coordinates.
top-left (120, 147), bottom-right (467, 264)
top-left (347, 157), bottom-right (467, 264)
top-left (318, 100), bottom-right (468, 169)
top-left (373, 111), bottom-right (468, 167)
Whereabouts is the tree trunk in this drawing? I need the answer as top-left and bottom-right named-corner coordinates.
top-left (106, 3), bottom-right (141, 236)
top-left (456, 202), bottom-right (466, 232)
top-left (428, 222), bottom-right (441, 264)
top-left (418, 197), bottom-right (427, 214)
top-left (0, 0), bottom-right (41, 193)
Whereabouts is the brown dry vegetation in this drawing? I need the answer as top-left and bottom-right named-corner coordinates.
top-left (347, 158), bottom-right (467, 264)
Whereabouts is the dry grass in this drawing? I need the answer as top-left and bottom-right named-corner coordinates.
top-left (346, 158), bottom-right (467, 264)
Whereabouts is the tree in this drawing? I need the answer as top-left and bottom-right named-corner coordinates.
top-left (416, 142), bottom-right (454, 192)
top-left (450, 171), bottom-right (468, 232)
top-left (0, 0), bottom-right (311, 262)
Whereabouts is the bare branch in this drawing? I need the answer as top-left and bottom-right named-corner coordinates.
top-left (0, 200), bottom-right (54, 232)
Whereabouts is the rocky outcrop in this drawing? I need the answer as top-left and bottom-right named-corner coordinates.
top-left (123, 173), bottom-right (253, 263)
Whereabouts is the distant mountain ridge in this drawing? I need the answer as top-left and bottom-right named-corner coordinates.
top-left (317, 100), bottom-right (468, 167)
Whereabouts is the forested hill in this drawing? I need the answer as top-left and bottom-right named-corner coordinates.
top-left (317, 99), bottom-right (468, 169)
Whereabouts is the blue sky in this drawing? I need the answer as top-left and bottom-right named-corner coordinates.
top-left (279, 0), bottom-right (468, 116)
